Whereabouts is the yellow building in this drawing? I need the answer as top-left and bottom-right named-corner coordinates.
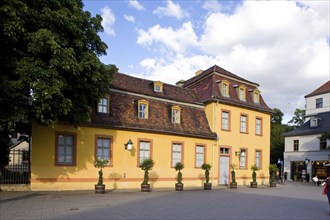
top-left (182, 65), bottom-right (272, 186)
top-left (31, 65), bottom-right (272, 190)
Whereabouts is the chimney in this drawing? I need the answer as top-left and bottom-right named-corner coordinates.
top-left (195, 70), bottom-right (203, 76)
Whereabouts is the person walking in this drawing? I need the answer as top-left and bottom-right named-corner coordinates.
top-left (323, 176), bottom-right (330, 216)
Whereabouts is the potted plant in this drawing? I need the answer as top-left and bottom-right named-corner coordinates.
top-left (250, 164), bottom-right (259, 188)
top-left (201, 163), bottom-right (212, 190)
top-left (230, 164), bottom-right (238, 189)
top-left (94, 158), bottom-right (109, 193)
top-left (174, 162), bottom-right (184, 191)
top-left (139, 158), bottom-right (155, 192)
top-left (269, 164), bottom-right (279, 187)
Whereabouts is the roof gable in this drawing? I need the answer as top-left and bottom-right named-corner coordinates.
top-left (305, 80), bottom-right (330, 98)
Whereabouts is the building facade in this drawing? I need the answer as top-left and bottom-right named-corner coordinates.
top-left (283, 81), bottom-right (330, 181)
top-left (31, 65), bottom-right (272, 190)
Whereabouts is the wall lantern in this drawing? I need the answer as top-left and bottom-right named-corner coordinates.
top-left (125, 139), bottom-right (133, 151)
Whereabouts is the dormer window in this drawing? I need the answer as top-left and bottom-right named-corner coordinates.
top-left (154, 81), bottom-right (163, 92)
top-left (251, 89), bottom-right (260, 103)
top-left (138, 99), bottom-right (149, 119)
top-left (98, 97), bottom-right (110, 113)
top-left (238, 86), bottom-right (246, 101)
top-left (310, 118), bottom-right (318, 127)
top-left (220, 80), bottom-right (230, 97)
top-left (171, 105), bottom-right (181, 123)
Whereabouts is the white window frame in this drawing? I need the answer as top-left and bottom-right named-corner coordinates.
top-left (96, 137), bottom-right (111, 164)
top-left (172, 143), bottom-right (182, 167)
top-left (239, 149), bottom-right (246, 169)
top-left (222, 111), bottom-right (229, 130)
top-left (98, 98), bottom-right (109, 113)
top-left (195, 145), bottom-right (205, 167)
top-left (255, 151), bottom-right (261, 169)
top-left (256, 118), bottom-right (262, 135)
top-left (139, 141), bottom-right (151, 164)
top-left (56, 134), bottom-right (75, 166)
top-left (240, 115), bottom-right (247, 133)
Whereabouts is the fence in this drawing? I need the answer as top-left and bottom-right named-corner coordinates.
top-left (0, 149), bottom-right (30, 184)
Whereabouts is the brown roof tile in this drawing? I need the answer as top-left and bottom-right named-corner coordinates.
top-left (305, 80), bottom-right (330, 98)
top-left (86, 72), bottom-right (217, 140)
top-left (183, 65), bottom-right (272, 113)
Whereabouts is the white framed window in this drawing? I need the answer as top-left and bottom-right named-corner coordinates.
top-left (253, 92), bottom-right (259, 103)
top-left (138, 100), bottom-right (149, 119)
top-left (195, 145), bottom-right (205, 167)
top-left (239, 87), bottom-right (246, 101)
top-left (255, 151), bottom-right (261, 169)
top-left (98, 98), bottom-right (109, 113)
top-left (221, 111), bottom-right (229, 130)
top-left (139, 141), bottom-right (151, 164)
top-left (239, 149), bottom-right (246, 169)
top-left (171, 106), bottom-right (181, 123)
top-left (172, 143), bottom-right (182, 167)
top-left (240, 115), bottom-right (248, 133)
top-left (256, 117), bottom-right (262, 135)
top-left (310, 118), bottom-right (318, 127)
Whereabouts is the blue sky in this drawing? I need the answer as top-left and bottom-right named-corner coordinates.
top-left (83, 0), bottom-right (329, 123)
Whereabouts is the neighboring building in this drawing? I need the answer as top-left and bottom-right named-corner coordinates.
top-left (284, 81), bottom-right (330, 181)
top-left (30, 65), bottom-right (272, 190)
top-left (304, 80), bottom-right (330, 120)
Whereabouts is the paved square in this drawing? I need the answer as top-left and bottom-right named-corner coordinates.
top-left (1, 182), bottom-right (329, 219)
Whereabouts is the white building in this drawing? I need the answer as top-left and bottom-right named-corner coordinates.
top-left (283, 81), bottom-right (330, 181)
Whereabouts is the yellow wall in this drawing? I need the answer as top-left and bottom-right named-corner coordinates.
top-left (31, 123), bottom-right (218, 190)
top-left (205, 102), bottom-right (271, 185)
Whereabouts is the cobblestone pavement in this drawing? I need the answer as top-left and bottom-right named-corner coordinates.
top-left (1, 182), bottom-right (329, 220)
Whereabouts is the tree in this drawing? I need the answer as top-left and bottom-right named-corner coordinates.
top-left (271, 108), bottom-right (284, 125)
top-left (0, 0), bottom-right (116, 166)
top-left (270, 108), bottom-right (293, 164)
top-left (288, 109), bottom-right (305, 127)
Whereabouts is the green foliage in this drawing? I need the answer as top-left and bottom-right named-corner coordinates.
top-left (174, 162), bottom-right (184, 184)
top-left (251, 164), bottom-right (259, 182)
top-left (94, 158), bottom-right (109, 185)
top-left (139, 158), bottom-right (154, 185)
top-left (0, 0), bottom-right (116, 132)
top-left (230, 164), bottom-right (237, 183)
top-left (0, 131), bottom-right (11, 170)
top-left (271, 108), bottom-right (284, 125)
top-left (269, 164), bottom-right (279, 182)
top-left (288, 109), bottom-right (305, 127)
top-left (201, 163), bottom-right (211, 183)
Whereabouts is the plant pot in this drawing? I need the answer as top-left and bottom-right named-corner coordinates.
top-left (230, 182), bottom-right (237, 189)
top-left (204, 183), bottom-right (212, 190)
top-left (95, 184), bottom-right (105, 194)
top-left (175, 183), bottom-right (184, 191)
top-left (141, 184), bottom-right (150, 192)
top-left (270, 181), bottom-right (277, 187)
top-left (250, 181), bottom-right (257, 188)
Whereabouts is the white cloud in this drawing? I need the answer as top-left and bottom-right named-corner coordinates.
top-left (137, 22), bottom-right (198, 54)
top-left (124, 14), bottom-right (135, 23)
top-left (153, 1), bottom-right (188, 19)
top-left (101, 6), bottom-right (115, 36)
top-left (135, 1), bottom-right (329, 122)
top-left (128, 0), bottom-right (145, 11)
top-left (202, 1), bottom-right (221, 13)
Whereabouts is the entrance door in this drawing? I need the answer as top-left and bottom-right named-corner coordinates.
top-left (219, 156), bottom-right (229, 185)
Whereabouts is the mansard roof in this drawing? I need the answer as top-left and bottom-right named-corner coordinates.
top-left (283, 111), bottom-right (330, 137)
top-left (305, 80), bottom-right (330, 98)
top-left (110, 72), bottom-right (203, 105)
top-left (87, 72), bottom-right (217, 140)
top-left (182, 65), bottom-right (273, 114)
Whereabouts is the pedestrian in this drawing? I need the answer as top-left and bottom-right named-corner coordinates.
top-left (322, 176), bottom-right (330, 216)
